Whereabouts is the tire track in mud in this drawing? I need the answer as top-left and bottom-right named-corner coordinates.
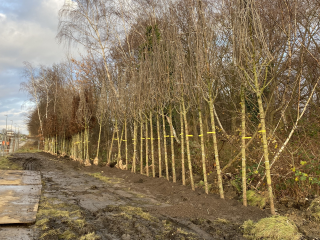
top-left (36, 156), bottom-right (213, 239)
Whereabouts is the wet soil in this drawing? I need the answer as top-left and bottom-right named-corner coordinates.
top-left (2, 152), bottom-right (317, 239)
top-left (275, 199), bottom-right (320, 239)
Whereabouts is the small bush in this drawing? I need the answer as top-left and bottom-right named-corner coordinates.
top-left (243, 216), bottom-right (302, 240)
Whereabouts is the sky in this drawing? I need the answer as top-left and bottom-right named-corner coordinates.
top-left (0, 0), bottom-right (78, 135)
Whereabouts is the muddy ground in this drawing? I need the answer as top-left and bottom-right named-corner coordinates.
top-left (1, 152), bottom-right (319, 239)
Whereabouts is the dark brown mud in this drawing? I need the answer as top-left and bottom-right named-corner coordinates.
top-left (3, 152), bottom-right (316, 239)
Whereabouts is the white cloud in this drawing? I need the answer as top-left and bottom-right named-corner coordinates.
top-left (0, 0), bottom-right (69, 71)
top-left (0, 0), bottom-right (82, 135)
top-left (64, 0), bottom-right (78, 9)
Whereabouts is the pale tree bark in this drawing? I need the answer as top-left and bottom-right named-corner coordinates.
top-left (84, 126), bottom-right (91, 166)
top-left (180, 104), bottom-right (186, 185)
top-left (124, 119), bottom-right (128, 169)
top-left (241, 85), bottom-right (247, 206)
top-left (140, 117), bottom-right (144, 174)
top-left (162, 109), bottom-right (169, 180)
top-left (169, 106), bottom-right (176, 183)
top-left (116, 120), bottom-right (120, 165)
top-left (145, 117), bottom-right (149, 176)
top-left (107, 128), bottom-right (115, 164)
top-left (182, 99), bottom-right (195, 190)
top-left (94, 113), bottom-right (103, 165)
top-left (256, 88), bottom-right (275, 215)
top-left (209, 97), bottom-right (224, 198)
top-left (157, 114), bottom-right (162, 178)
top-left (150, 111), bottom-right (155, 177)
top-left (117, 121), bottom-right (125, 166)
top-left (198, 107), bottom-right (208, 194)
top-left (132, 120), bottom-right (137, 173)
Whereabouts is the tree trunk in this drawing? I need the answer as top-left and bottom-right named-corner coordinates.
top-left (132, 120), bottom-right (137, 173)
top-left (198, 107), bottom-right (208, 194)
top-left (180, 104), bottom-right (185, 185)
top-left (116, 121), bottom-right (122, 166)
top-left (125, 119), bottom-right (128, 169)
top-left (79, 132), bottom-right (83, 162)
top-left (162, 109), bottom-right (169, 180)
top-left (145, 117), bottom-right (149, 176)
top-left (140, 117), bottom-right (144, 174)
top-left (204, 106), bottom-right (209, 142)
top-left (150, 111), bottom-right (155, 177)
top-left (209, 98), bottom-right (224, 198)
top-left (241, 85), bottom-right (247, 206)
top-left (94, 119), bottom-right (102, 165)
top-left (107, 128), bottom-right (115, 164)
top-left (157, 114), bottom-right (162, 178)
top-left (257, 90), bottom-right (275, 215)
top-left (169, 106), bottom-right (176, 183)
top-left (192, 111), bottom-right (199, 142)
top-left (182, 99), bottom-right (195, 190)
top-left (84, 127), bottom-right (91, 166)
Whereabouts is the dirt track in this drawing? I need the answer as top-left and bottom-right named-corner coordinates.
top-left (1, 152), bottom-right (270, 239)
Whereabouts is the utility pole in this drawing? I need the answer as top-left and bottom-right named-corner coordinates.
top-left (17, 126), bottom-right (20, 151)
top-left (10, 120), bottom-right (13, 153)
top-left (13, 125), bottom-right (17, 153)
top-left (1, 129), bottom-right (3, 156)
top-left (5, 115), bottom-right (7, 155)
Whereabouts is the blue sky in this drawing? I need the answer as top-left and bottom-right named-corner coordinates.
top-left (0, 0), bottom-right (79, 134)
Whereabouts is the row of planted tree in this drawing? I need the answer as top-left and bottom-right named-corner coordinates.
top-left (43, 105), bottom-right (224, 195)
top-left (23, 0), bottom-right (320, 215)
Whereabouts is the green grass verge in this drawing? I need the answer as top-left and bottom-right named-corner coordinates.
top-left (0, 156), bottom-right (22, 170)
top-left (15, 141), bottom-right (41, 153)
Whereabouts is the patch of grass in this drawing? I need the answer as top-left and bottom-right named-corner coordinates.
top-left (37, 197), bottom-right (82, 219)
top-left (215, 218), bottom-right (230, 224)
top-left (38, 208), bottom-right (70, 218)
top-left (35, 196), bottom-right (90, 239)
top-left (35, 218), bottom-right (49, 231)
top-left (40, 229), bottom-right (60, 239)
top-left (0, 156), bottom-right (22, 170)
top-left (60, 230), bottom-right (77, 240)
top-left (119, 205), bottom-right (155, 221)
top-left (79, 232), bottom-right (101, 240)
top-left (243, 216), bottom-right (302, 240)
top-left (116, 211), bottom-right (133, 220)
top-left (177, 227), bottom-right (192, 235)
top-left (15, 141), bottom-right (41, 153)
top-left (88, 172), bottom-right (111, 183)
top-left (158, 219), bottom-right (197, 239)
top-left (312, 211), bottom-right (320, 222)
top-left (72, 218), bottom-right (86, 228)
top-left (135, 193), bottom-right (145, 198)
top-left (246, 190), bottom-right (266, 209)
top-left (87, 172), bottom-right (122, 184)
